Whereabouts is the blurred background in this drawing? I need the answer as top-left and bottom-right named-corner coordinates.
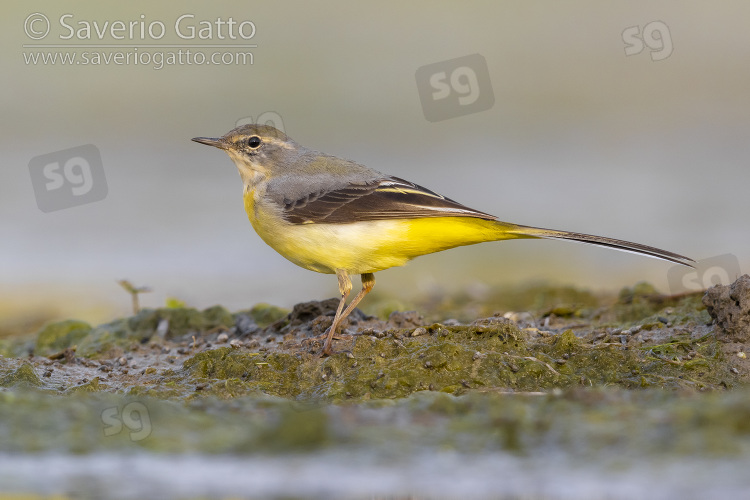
top-left (2, 1), bottom-right (748, 330)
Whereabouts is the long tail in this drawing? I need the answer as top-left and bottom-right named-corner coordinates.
top-left (505, 223), bottom-right (695, 268)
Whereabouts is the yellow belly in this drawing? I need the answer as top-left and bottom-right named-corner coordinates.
top-left (243, 190), bottom-right (518, 275)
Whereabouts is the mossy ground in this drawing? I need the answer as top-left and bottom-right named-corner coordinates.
top-left (0, 282), bottom-right (747, 459)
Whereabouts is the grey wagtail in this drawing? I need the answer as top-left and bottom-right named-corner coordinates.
top-left (193, 125), bottom-right (694, 355)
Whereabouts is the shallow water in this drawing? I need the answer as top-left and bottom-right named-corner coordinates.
top-left (2, 451), bottom-right (749, 500)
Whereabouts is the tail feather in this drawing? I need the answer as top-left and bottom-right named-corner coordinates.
top-left (507, 224), bottom-right (695, 268)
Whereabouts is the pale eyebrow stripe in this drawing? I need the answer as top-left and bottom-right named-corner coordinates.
top-left (262, 137), bottom-right (295, 149)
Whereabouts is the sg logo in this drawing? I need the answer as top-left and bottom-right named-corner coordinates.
top-left (415, 53), bottom-right (494, 122)
top-left (235, 111), bottom-right (286, 138)
top-left (102, 402), bottom-right (152, 442)
top-left (667, 254), bottom-right (741, 294)
top-left (29, 144), bottom-right (107, 213)
top-left (622, 21), bottom-right (673, 61)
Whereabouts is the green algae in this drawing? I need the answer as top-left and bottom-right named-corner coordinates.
top-left (0, 336), bottom-right (34, 358)
top-left (398, 282), bottom-right (604, 323)
top-left (129, 306), bottom-right (235, 340)
top-left (76, 317), bottom-right (144, 357)
top-left (5, 277), bottom-right (750, 492)
top-left (609, 283), bottom-right (709, 326)
top-left (73, 306), bottom-right (236, 357)
top-left (2, 387), bottom-right (750, 458)
top-left (34, 319), bottom-right (92, 356)
top-left (170, 320), bottom-right (731, 402)
top-left (0, 360), bottom-right (43, 388)
top-left (255, 404), bottom-right (330, 451)
top-left (65, 376), bottom-right (106, 394)
top-left (0, 282), bottom-right (737, 402)
top-left (239, 303), bottom-right (290, 328)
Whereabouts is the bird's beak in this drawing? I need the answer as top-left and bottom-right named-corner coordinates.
top-left (192, 136), bottom-right (227, 150)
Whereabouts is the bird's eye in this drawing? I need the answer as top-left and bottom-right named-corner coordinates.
top-left (247, 136), bottom-right (262, 149)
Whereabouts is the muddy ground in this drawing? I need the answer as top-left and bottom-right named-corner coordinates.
top-left (1, 278), bottom-right (750, 498)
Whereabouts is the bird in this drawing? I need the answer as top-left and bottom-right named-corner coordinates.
top-left (192, 124), bottom-right (694, 355)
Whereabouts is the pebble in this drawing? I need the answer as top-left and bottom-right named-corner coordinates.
top-left (118, 357), bottom-right (128, 366)
top-left (217, 333), bottom-right (229, 343)
top-left (621, 326), bottom-right (641, 335)
top-left (229, 339), bottom-right (242, 348)
top-left (235, 314), bottom-right (260, 336)
top-left (410, 327), bottom-right (427, 337)
top-left (503, 311), bottom-right (535, 327)
top-left (156, 319), bottom-right (169, 339)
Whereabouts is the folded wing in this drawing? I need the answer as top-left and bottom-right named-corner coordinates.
top-left (282, 176), bottom-right (496, 224)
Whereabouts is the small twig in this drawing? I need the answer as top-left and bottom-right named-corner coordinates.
top-left (646, 354), bottom-right (683, 366)
top-left (523, 356), bottom-right (561, 376)
top-left (118, 280), bottom-right (152, 314)
top-left (47, 346), bottom-right (76, 361)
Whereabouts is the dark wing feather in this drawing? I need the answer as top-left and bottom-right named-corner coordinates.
top-left (283, 176), bottom-right (496, 224)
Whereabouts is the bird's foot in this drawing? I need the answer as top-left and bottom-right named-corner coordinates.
top-left (316, 327), bottom-right (357, 356)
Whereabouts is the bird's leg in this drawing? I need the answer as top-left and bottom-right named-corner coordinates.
top-left (322, 272), bottom-right (375, 356)
top-left (338, 273), bottom-right (375, 327)
top-left (322, 269), bottom-right (352, 355)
